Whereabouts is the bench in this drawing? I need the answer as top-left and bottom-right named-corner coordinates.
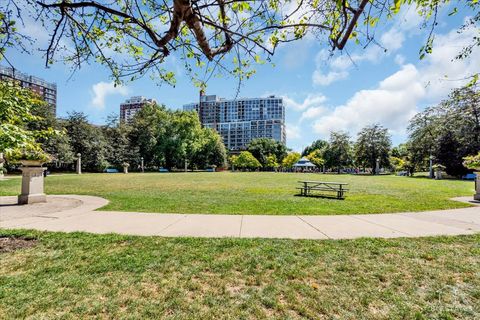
top-left (462, 173), bottom-right (476, 180)
top-left (297, 181), bottom-right (349, 199)
top-left (105, 168), bottom-right (119, 173)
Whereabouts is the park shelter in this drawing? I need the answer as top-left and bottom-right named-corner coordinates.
top-left (293, 157), bottom-right (316, 171)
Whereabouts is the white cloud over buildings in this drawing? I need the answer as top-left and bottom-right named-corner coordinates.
top-left (286, 124), bottom-right (301, 140)
top-left (91, 81), bottom-right (129, 109)
top-left (313, 64), bottom-right (422, 136)
top-left (282, 93), bottom-right (327, 111)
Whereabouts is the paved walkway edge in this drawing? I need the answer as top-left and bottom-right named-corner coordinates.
top-left (1, 195), bottom-right (479, 239)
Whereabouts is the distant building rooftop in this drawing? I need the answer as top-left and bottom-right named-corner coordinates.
top-left (0, 65), bottom-right (56, 90)
top-left (293, 157), bottom-right (316, 168)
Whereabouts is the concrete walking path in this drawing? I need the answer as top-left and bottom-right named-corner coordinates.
top-left (1, 195), bottom-right (480, 239)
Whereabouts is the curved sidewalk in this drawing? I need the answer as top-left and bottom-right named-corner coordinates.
top-left (1, 195), bottom-right (480, 239)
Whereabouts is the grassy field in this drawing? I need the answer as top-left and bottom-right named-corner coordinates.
top-left (0, 230), bottom-right (479, 319)
top-left (0, 172), bottom-right (475, 215)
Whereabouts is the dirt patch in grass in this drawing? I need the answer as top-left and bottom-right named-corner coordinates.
top-left (0, 236), bottom-right (37, 253)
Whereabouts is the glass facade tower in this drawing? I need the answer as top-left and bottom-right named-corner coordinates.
top-left (184, 93), bottom-right (286, 150)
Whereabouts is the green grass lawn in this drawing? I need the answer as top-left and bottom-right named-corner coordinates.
top-left (0, 172), bottom-right (475, 215)
top-left (1, 230), bottom-right (479, 319)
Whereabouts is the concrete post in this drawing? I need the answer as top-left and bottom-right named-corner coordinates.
top-left (18, 166), bottom-right (47, 204)
top-left (0, 152), bottom-right (4, 179)
top-left (429, 155), bottom-right (434, 179)
top-left (475, 173), bottom-right (480, 201)
top-left (76, 153), bottom-right (82, 174)
top-left (123, 164), bottom-right (129, 174)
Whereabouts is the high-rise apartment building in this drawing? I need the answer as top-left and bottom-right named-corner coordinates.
top-left (0, 65), bottom-right (57, 115)
top-left (120, 96), bottom-right (156, 123)
top-left (184, 93), bottom-right (286, 150)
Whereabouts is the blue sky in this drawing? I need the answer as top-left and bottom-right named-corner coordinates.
top-left (4, 4), bottom-right (479, 152)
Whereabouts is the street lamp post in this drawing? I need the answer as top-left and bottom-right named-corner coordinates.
top-left (375, 158), bottom-right (380, 175)
top-left (141, 157), bottom-right (144, 173)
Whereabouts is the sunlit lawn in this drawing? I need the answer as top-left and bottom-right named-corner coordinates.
top-left (0, 172), bottom-right (475, 215)
top-left (0, 230), bottom-right (479, 319)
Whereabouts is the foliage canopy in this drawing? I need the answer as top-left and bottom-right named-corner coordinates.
top-left (0, 81), bottom-right (59, 162)
top-left (1, 0), bottom-right (478, 86)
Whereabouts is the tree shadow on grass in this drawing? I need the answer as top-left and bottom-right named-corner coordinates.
top-left (294, 194), bottom-right (345, 200)
top-left (408, 175), bottom-right (467, 181)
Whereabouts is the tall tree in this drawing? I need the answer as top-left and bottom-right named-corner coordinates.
top-left (407, 84), bottom-right (480, 176)
top-left (164, 110), bottom-right (203, 169)
top-left (435, 131), bottom-right (466, 176)
top-left (354, 124), bottom-right (392, 174)
top-left (324, 131), bottom-right (353, 171)
top-left (129, 103), bottom-right (170, 168)
top-left (65, 112), bottom-right (109, 171)
top-left (129, 104), bottom-right (227, 170)
top-left (407, 104), bottom-right (448, 169)
top-left (447, 84), bottom-right (480, 157)
top-left (247, 138), bottom-right (287, 168)
top-left (302, 139), bottom-right (328, 157)
top-left (191, 128), bottom-right (227, 169)
top-left (103, 114), bottom-right (140, 170)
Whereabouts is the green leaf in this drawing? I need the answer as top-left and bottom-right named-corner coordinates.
top-left (392, 0), bottom-right (403, 14)
top-left (466, 73), bottom-right (479, 87)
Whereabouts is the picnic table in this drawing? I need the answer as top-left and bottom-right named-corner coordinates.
top-left (297, 180), bottom-right (349, 199)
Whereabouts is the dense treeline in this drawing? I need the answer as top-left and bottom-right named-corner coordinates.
top-left (296, 124), bottom-right (392, 174)
top-left (27, 103), bottom-right (228, 172)
top-left (229, 138), bottom-right (288, 171)
top-left (3, 81), bottom-right (478, 177)
top-left (405, 84), bottom-right (480, 177)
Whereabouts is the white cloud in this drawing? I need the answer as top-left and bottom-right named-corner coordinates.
top-left (312, 70), bottom-right (349, 86)
top-left (312, 23), bottom-right (480, 138)
top-left (311, 5), bottom-right (424, 87)
top-left (313, 64), bottom-right (423, 136)
top-left (312, 46), bottom-right (385, 86)
top-left (286, 124), bottom-right (301, 140)
top-left (300, 106), bottom-right (327, 122)
top-left (282, 93), bottom-right (327, 111)
top-left (394, 54), bottom-right (406, 65)
top-left (380, 28), bottom-right (405, 52)
top-left (91, 81), bottom-right (129, 108)
top-left (415, 24), bottom-right (480, 101)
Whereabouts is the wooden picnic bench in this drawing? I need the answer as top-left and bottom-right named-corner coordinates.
top-left (297, 181), bottom-right (349, 199)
